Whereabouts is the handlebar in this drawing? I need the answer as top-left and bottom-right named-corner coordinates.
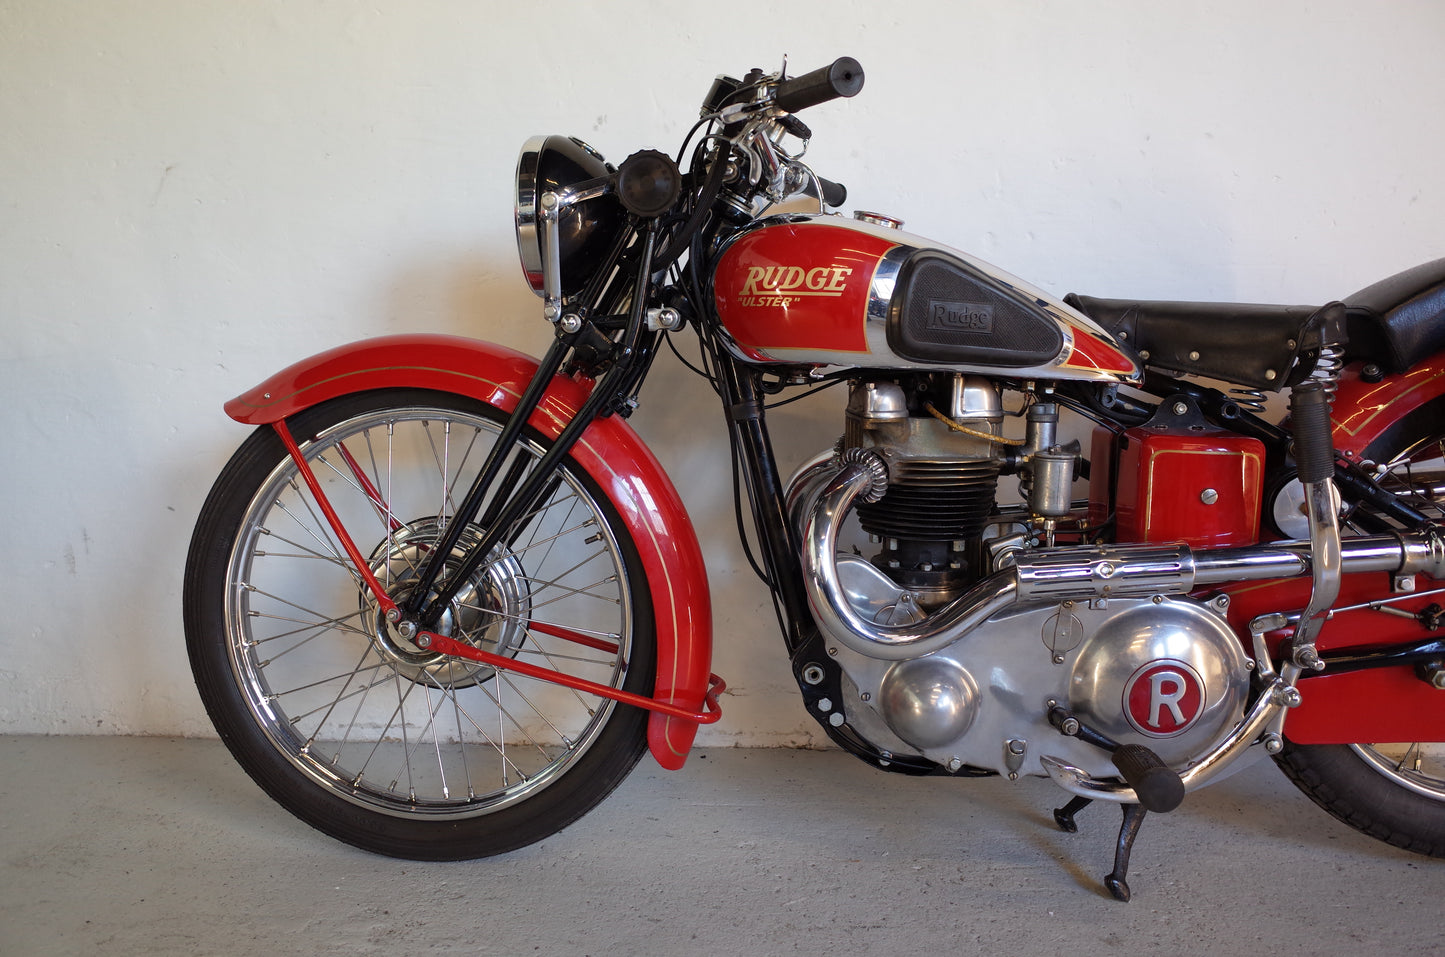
top-left (773, 57), bottom-right (864, 114)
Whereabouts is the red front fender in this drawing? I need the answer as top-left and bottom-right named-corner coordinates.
top-left (226, 334), bottom-right (714, 769)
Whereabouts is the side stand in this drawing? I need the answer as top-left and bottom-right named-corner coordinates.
top-left (1051, 797), bottom-right (1149, 902)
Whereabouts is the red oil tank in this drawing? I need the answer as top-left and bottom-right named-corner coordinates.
top-left (1091, 423), bottom-right (1266, 548)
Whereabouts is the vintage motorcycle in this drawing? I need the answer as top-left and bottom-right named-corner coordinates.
top-left (185, 58), bottom-right (1445, 900)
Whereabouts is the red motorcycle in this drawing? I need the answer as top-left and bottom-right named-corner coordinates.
top-left (185, 58), bottom-right (1445, 900)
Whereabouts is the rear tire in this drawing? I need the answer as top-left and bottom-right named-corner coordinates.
top-left (1277, 743), bottom-right (1445, 856)
top-left (184, 389), bottom-right (655, 860)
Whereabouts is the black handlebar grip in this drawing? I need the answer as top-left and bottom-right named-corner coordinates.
top-left (817, 176), bottom-right (847, 208)
top-left (774, 57), bottom-right (864, 114)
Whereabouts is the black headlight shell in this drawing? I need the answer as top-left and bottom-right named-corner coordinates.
top-left (513, 135), bottom-right (624, 299)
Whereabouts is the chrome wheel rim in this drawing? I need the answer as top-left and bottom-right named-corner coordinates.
top-left (224, 404), bottom-right (633, 819)
top-left (1346, 430), bottom-right (1445, 801)
top-left (1352, 743), bottom-right (1445, 800)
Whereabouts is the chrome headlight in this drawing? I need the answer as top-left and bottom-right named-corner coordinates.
top-left (513, 135), bottom-right (623, 299)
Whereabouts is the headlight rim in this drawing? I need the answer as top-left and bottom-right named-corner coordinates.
top-left (513, 135), bottom-right (548, 297)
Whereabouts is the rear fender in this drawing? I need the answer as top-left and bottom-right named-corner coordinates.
top-left (227, 334), bottom-right (714, 769)
top-left (1223, 352), bottom-right (1445, 743)
top-left (1330, 352), bottom-right (1445, 460)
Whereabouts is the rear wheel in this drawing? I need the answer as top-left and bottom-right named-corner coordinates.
top-left (184, 389), bottom-right (655, 859)
top-left (1276, 743), bottom-right (1445, 856)
top-left (1277, 393), bottom-right (1445, 855)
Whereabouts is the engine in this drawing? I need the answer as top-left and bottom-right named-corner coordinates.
top-left (823, 574), bottom-right (1253, 782)
top-left (836, 373), bottom-right (1077, 604)
top-left (843, 375), bottom-right (1004, 608)
top-left (786, 373), bottom-right (1254, 783)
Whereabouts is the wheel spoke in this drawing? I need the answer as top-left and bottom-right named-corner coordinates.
top-left (519, 489), bottom-right (581, 566)
top-left (201, 395), bottom-right (645, 835)
top-left (272, 496), bottom-right (369, 593)
top-left (247, 606), bottom-right (370, 647)
top-left (495, 671), bottom-right (579, 747)
top-left (281, 659), bottom-right (390, 719)
top-left (416, 669), bottom-right (542, 784)
top-left (495, 517), bottom-right (598, 565)
top-left (241, 584), bottom-right (374, 644)
top-left (512, 644), bottom-right (622, 669)
top-left (252, 527), bottom-right (356, 570)
top-left (522, 575), bottom-right (623, 612)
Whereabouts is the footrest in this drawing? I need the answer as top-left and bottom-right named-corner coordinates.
top-left (1111, 744), bottom-right (1185, 813)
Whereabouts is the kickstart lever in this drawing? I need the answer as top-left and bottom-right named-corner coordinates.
top-left (1047, 705), bottom-right (1184, 812)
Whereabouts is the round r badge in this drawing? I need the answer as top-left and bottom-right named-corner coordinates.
top-left (1122, 659), bottom-right (1205, 737)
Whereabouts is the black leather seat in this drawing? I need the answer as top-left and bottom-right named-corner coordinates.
top-left (1340, 258), bottom-right (1445, 374)
top-left (1066, 257), bottom-right (1445, 389)
top-left (1064, 294), bottom-right (1320, 390)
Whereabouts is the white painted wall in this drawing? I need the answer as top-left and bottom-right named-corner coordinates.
top-left (2, 1), bottom-right (1441, 742)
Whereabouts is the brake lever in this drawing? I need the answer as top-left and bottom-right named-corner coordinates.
top-left (779, 113), bottom-right (811, 140)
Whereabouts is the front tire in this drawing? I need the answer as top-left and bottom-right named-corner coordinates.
top-left (1277, 392), bottom-right (1445, 856)
top-left (184, 389), bottom-right (655, 860)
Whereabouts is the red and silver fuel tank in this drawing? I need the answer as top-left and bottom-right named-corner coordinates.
top-left (711, 214), bottom-right (1140, 383)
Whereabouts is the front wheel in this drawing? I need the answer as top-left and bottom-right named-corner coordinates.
top-left (1277, 392), bottom-right (1445, 856)
top-left (184, 388), bottom-right (656, 859)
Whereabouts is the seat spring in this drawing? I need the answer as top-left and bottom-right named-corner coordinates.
top-left (1228, 387), bottom-right (1268, 412)
top-left (1311, 342), bottom-right (1344, 401)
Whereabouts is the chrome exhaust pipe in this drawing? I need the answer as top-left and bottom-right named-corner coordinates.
top-left (799, 450), bottom-right (1017, 661)
top-left (798, 448), bottom-right (1445, 662)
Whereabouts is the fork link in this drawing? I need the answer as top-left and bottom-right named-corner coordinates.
top-left (410, 223), bottom-right (660, 627)
top-left (401, 333), bottom-right (573, 620)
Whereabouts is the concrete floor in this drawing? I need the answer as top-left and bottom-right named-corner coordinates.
top-left (1, 737), bottom-right (1441, 956)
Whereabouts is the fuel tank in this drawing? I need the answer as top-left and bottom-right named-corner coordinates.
top-left (711, 214), bottom-right (1140, 382)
